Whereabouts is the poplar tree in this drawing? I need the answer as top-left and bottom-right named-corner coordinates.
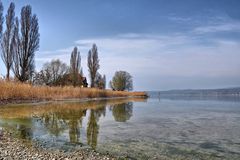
top-left (87, 44), bottom-right (100, 87)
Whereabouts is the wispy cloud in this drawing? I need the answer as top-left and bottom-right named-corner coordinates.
top-left (37, 33), bottom-right (240, 84)
top-left (193, 23), bottom-right (240, 34)
top-left (168, 16), bottom-right (192, 23)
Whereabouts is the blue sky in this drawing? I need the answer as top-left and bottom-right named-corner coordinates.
top-left (0, 0), bottom-right (240, 91)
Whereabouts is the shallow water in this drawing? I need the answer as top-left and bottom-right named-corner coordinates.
top-left (0, 97), bottom-right (240, 159)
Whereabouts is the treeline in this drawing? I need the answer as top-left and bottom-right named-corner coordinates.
top-left (0, 1), bottom-right (133, 91)
top-left (33, 44), bottom-right (106, 89)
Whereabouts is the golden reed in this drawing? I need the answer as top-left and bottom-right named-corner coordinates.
top-left (0, 80), bottom-right (147, 102)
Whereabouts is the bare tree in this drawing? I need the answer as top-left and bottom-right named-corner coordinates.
top-left (0, 1), bottom-right (3, 75)
top-left (88, 44), bottom-right (100, 87)
top-left (0, 0), bottom-right (3, 39)
top-left (0, 2), bottom-right (15, 80)
top-left (95, 73), bottom-right (106, 89)
top-left (12, 5), bottom-right (39, 82)
top-left (11, 18), bottom-right (20, 79)
top-left (33, 59), bottom-right (68, 86)
top-left (70, 47), bottom-right (81, 86)
top-left (102, 74), bottom-right (106, 89)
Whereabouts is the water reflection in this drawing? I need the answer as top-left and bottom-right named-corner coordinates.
top-left (1, 118), bottom-right (33, 140)
top-left (110, 102), bottom-right (133, 122)
top-left (17, 124), bottom-right (33, 140)
top-left (41, 113), bottom-right (66, 137)
top-left (0, 98), bottom-right (143, 150)
top-left (87, 110), bottom-right (99, 149)
top-left (40, 107), bottom-right (88, 144)
top-left (1, 97), bottom-right (240, 159)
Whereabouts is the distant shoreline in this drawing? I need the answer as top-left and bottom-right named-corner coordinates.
top-left (149, 87), bottom-right (240, 97)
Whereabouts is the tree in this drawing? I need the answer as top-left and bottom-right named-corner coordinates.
top-left (0, 1), bottom-right (3, 73)
top-left (0, 1), bottom-right (3, 38)
top-left (87, 44), bottom-right (100, 87)
top-left (33, 59), bottom-right (68, 86)
top-left (102, 74), bottom-right (106, 89)
top-left (70, 47), bottom-right (81, 86)
top-left (110, 71), bottom-right (133, 91)
top-left (95, 73), bottom-right (106, 89)
top-left (0, 2), bottom-right (15, 80)
top-left (12, 5), bottom-right (39, 82)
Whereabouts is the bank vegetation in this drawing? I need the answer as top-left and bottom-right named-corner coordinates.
top-left (0, 80), bottom-right (147, 105)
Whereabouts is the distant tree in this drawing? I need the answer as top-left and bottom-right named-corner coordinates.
top-left (95, 73), bottom-right (106, 89)
top-left (12, 5), bottom-right (39, 82)
top-left (0, 2), bottom-right (15, 80)
top-left (0, 1), bottom-right (3, 38)
top-left (110, 71), bottom-right (133, 91)
top-left (0, 0), bottom-right (3, 78)
top-left (0, 0), bottom-right (3, 75)
top-left (103, 74), bottom-right (106, 89)
top-left (87, 44), bottom-right (100, 87)
top-left (70, 47), bottom-right (81, 86)
top-left (33, 59), bottom-right (68, 86)
top-left (32, 70), bottom-right (50, 86)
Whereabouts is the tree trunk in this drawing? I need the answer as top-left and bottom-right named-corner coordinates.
top-left (6, 68), bottom-right (10, 80)
top-left (91, 78), bottom-right (94, 88)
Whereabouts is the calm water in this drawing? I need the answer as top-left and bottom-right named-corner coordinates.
top-left (0, 97), bottom-right (240, 159)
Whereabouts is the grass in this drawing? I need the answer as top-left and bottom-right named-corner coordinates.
top-left (0, 80), bottom-right (147, 104)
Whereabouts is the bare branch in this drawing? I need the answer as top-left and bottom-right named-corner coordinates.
top-left (0, 2), bottom-right (15, 80)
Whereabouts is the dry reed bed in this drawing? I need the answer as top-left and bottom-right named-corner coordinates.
top-left (0, 80), bottom-right (147, 102)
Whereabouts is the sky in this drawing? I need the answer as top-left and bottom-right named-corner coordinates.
top-left (0, 0), bottom-right (240, 91)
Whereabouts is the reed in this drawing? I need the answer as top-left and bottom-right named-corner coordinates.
top-left (0, 80), bottom-right (147, 103)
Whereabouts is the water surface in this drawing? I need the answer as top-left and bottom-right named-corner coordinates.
top-left (0, 97), bottom-right (240, 159)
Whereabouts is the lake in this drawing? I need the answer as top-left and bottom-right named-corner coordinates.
top-left (0, 97), bottom-right (240, 159)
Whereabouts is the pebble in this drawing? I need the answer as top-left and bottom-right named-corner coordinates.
top-left (0, 130), bottom-right (116, 160)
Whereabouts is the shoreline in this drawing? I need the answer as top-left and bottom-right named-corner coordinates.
top-left (0, 80), bottom-right (148, 106)
top-left (0, 95), bottom-right (148, 106)
top-left (0, 129), bottom-right (116, 160)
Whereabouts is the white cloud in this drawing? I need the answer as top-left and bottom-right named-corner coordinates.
top-left (168, 16), bottom-right (192, 23)
top-left (193, 23), bottom-right (240, 34)
top-left (36, 33), bottom-right (240, 81)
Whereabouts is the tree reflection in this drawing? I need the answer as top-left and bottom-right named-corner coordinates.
top-left (59, 109), bottom-right (86, 143)
top-left (41, 109), bottom-right (87, 143)
top-left (87, 105), bottom-right (106, 149)
top-left (42, 113), bottom-right (66, 137)
top-left (17, 124), bottom-right (33, 140)
top-left (5, 118), bottom-right (33, 140)
top-left (87, 110), bottom-right (99, 149)
top-left (110, 102), bottom-right (133, 122)
top-left (0, 99), bottom-right (146, 150)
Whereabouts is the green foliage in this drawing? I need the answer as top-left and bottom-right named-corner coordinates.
top-left (110, 71), bottom-right (133, 91)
